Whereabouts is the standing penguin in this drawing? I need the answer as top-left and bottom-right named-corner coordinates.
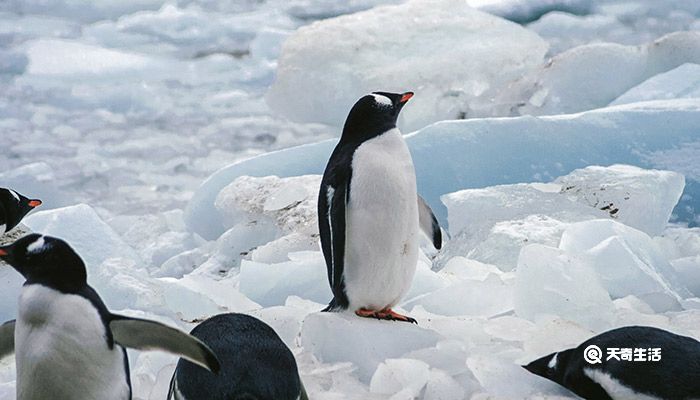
top-left (0, 188), bottom-right (42, 235)
top-left (168, 313), bottom-right (307, 400)
top-left (0, 234), bottom-right (220, 400)
top-left (523, 326), bottom-right (700, 399)
top-left (318, 91), bottom-right (442, 323)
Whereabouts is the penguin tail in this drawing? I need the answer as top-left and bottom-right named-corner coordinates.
top-left (322, 298), bottom-right (344, 312)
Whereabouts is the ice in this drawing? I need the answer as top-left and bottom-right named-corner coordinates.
top-left (2, 0), bottom-right (166, 23)
top-left (466, 351), bottom-right (569, 398)
top-left (403, 274), bottom-right (514, 317)
top-left (0, 162), bottom-right (68, 210)
top-left (369, 358), bottom-right (430, 397)
top-left (215, 175), bottom-right (320, 235)
top-left (438, 164), bottom-right (682, 270)
top-left (560, 219), bottom-right (690, 311)
top-left (423, 368), bottom-right (468, 400)
top-left (512, 32), bottom-right (700, 116)
top-left (239, 251), bottom-right (331, 307)
top-left (515, 244), bottom-right (615, 331)
top-left (440, 182), bottom-right (601, 271)
top-left (266, 0), bottom-right (548, 131)
top-left (611, 63), bottom-right (700, 106)
top-left (23, 39), bottom-right (162, 76)
top-left (84, 4), bottom-right (295, 59)
top-left (301, 312), bottom-right (442, 382)
top-left (0, 49), bottom-right (27, 76)
top-left (3, 0), bottom-right (700, 398)
top-left (555, 164), bottom-right (685, 236)
top-left (186, 99), bottom-right (700, 239)
top-left (528, 12), bottom-right (634, 54)
top-left (467, 0), bottom-right (592, 24)
top-left (23, 204), bottom-right (141, 266)
top-left (670, 257), bottom-right (700, 297)
top-left (285, 0), bottom-right (404, 20)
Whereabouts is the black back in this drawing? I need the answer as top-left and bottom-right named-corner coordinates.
top-left (172, 313), bottom-right (303, 400)
top-left (524, 326), bottom-right (700, 399)
top-left (318, 91), bottom-right (413, 311)
top-left (0, 188), bottom-right (40, 233)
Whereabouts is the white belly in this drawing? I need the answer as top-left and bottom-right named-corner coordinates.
top-left (15, 285), bottom-right (130, 400)
top-left (344, 128), bottom-right (419, 310)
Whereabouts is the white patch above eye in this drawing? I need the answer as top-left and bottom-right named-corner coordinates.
top-left (548, 353), bottom-right (558, 369)
top-left (0, 224), bottom-right (6, 235)
top-left (8, 190), bottom-right (20, 202)
top-left (27, 236), bottom-right (46, 254)
top-left (371, 94), bottom-right (392, 107)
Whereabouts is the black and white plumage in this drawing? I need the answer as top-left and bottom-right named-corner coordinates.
top-left (318, 91), bottom-right (442, 323)
top-left (168, 313), bottom-right (307, 400)
top-left (523, 326), bottom-right (700, 400)
top-left (0, 188), bottom-right (41, 235)
top-left (0, 234), bottom-right (220, 400)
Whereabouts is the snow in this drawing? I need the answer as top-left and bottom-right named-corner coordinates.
top-left (2, 0), bottom-right (700, 398)
top-left (267, 0), bottom-right (549, 131)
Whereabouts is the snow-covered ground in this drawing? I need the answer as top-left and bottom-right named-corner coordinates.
top-left (1, 0), bottom-right (700, 399)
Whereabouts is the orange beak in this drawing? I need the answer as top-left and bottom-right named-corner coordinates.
top-left (28, 199), bottom-right (42, 208)
top-left (400, 92), bottom-right (414, 103)
top-left (0, 249), bottom-right (7, 256)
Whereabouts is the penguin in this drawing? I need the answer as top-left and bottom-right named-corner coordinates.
top-left (0, 234), bottom-right (220, 400)
top-left (168, 313), bottom-right (308, 400)
top-left (0, 188), bottom-right (42, 235)
top-left (523, 325), bottom-right (700, 400)
top-left (318, 91), bottom-right (442, 323)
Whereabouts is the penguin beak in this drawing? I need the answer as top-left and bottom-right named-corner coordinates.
top-left (399, 92), bottom-right (414, 103)
top-left (0, 248), bottom-right (7, 257)
top-left (28, 199), bottom-right (42, 208)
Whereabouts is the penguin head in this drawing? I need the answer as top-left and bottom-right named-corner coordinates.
top-left (523, 349), bottom-right (574, 386)
top-left (0, 234), bottom-right (87, 292)
top-left (0, 188), bottom-right (42, 233)
top-left (341, 91), bottom-right (413, 143)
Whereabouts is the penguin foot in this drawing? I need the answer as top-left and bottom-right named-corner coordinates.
top-left (354, 308), bottom-right (417, 324)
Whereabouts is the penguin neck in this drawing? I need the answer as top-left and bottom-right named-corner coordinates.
top-left (24, 268), bottom-right (88, 294)
top-left (340, 116), bottom-right (397, 146)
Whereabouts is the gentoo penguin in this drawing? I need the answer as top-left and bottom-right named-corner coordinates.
top-left (523, 326), bottom-right (700, 399)
top-left (0, 234), bottom-right (220, 400)
top-left (318, 91), bottom-right (442, 323)
top-left (168, 313), bottom-right (307, 400)
top-left (0, 188), bottom-right (41, 235)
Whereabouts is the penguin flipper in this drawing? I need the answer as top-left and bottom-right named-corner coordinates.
top-left (319, 179), bottom-right (349, 310)
top-left (109, 315), bottom-right (220, 374)
top-left (417, 195), bottom-right (442, 249)
top-left (0, 320), bottom-right (15, 359)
